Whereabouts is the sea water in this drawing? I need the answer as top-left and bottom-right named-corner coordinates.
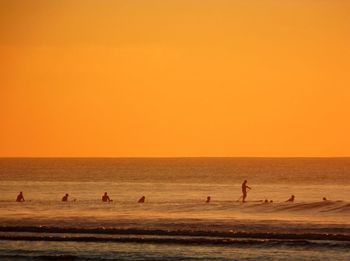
top-left (0, 158), bottom-right (349, 260)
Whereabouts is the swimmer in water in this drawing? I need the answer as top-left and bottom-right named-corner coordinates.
top-left (62, 193), bottom-right (69, 202)
top-left (102, 192), bottom-right (112, 202)
top-left (206, 196), bottom-right (211, 203)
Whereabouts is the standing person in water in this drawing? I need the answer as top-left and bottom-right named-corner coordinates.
top-left (241, 180), bottom-right (251, 203)
top-left (62, 193), bottom-right (69, 202)
top-left (102, 192), bottom-right (112, 202)
top-left (16, 192), bottom-right (25, 202)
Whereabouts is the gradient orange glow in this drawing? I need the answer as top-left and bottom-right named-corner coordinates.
top-left (1, 0), bottom-right (350, 157)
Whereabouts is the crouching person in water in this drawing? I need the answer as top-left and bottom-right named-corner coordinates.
top-left (16, 192), bottom-right (25, 202)
top-left (102, 192), bottom-right (112, 202)
top-left (62, 193), bottom-right (69, 202)
top-left (138, 196), bottom-right (145, 203)
top-left (206, 196), bottom-right (211, 203)
top-left (286, 195), bottom-right (295, 202)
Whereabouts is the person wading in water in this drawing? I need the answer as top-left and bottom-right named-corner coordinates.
top-left (241, 180), bottom-right (251, 203)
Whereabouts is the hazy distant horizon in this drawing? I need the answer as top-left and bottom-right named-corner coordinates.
top-left (1, 156), bottom-right (350, 159)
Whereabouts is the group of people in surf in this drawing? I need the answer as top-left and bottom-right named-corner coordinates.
top-left (238, 180), bottom-right (328, 203)
top-left (15, 191), bottom-right (146, 203)
top-left (101, 192), bottom-right (145, 203)
top-left (239, 180), bottom-right (295, 203)
top-left (14, 180), bottom-right (329, 204)
top-left (204, 180), bottom-right (297, 203)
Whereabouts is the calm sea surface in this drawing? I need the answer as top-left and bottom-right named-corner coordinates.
top-left (0, 158), bottom-right (349, 260)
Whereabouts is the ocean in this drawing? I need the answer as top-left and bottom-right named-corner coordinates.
top-left (0, 158), bottom-right (349, 260)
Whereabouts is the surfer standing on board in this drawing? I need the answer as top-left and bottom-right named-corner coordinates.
top-left (241, 180), bottom-right (251, 203)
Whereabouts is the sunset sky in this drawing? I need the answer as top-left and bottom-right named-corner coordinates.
top-left (1, 0), bottom-right (350, 157)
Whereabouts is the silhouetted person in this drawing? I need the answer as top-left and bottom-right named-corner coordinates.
top-left (206, 196), bottom-right (211, 203)
top-left (286, 195), bottom-right (295, 202)
top-left (241, 180), bottom-right (251, 203)
top-left (102, 192), bottom-right (111, 202)
top-left (16, 192), bottom-right (25, 202)
top-left (62, 193), bottom-right (69, 202)
top-left (138, 196), bottom-right (145, 203)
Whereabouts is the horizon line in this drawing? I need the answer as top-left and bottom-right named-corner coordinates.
top-left (1, 156), bottom-right (350, 159)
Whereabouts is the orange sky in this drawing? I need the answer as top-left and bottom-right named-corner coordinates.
top-left (1, 0), bottom-right (350, 157)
